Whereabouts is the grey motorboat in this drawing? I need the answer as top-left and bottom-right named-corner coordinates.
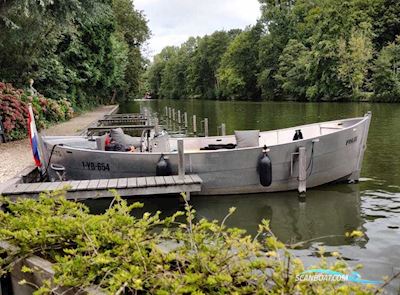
top-left (42, 113), bottom-right (372, 195)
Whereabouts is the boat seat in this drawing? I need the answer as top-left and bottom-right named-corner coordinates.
top-left (110, 128), bottom-right (141, 148)
top-left (235, 130), bottom-right (260, 148)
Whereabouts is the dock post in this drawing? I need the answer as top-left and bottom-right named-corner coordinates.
top-left (177, 110), bottom-right (181, 124)
top-left (204, 118), bottom-right (209, 137)
top-left (168, 107), bottom-right (172, 119)
top-left (193, 115), bottom-right (197, 134)
top-left (177, 139), bottom-right (190, 201)
top-left (154, 118), bottom-right (160, 135)
top-left (184, 112), bottom-right (188, 128)
top-left (165, 106), bottom-right (168, 117)
top-left (172, 108), bottom-right (176, 121)
top-left (178, 139), bottom-right (185, 179)
top-left (221, 123), bottom-right (226, 136)
top-left (298, 147), bottom-right (307, 196)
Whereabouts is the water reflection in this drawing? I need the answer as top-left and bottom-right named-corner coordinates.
top-left (84, 184), bottom-right (366, 249)
top-left (192, 185), bottom-right (366, 247)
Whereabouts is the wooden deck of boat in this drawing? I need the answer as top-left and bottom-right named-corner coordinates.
top-left (1, 175), bottom-right (202, 200)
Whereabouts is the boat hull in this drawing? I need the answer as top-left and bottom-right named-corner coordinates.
top-left (45, 114), bottom-right (371, 195)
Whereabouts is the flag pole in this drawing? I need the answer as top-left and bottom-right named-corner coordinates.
top-left (28, 104), bottom-right (49, 176)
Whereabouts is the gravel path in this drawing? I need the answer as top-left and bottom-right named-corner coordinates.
top-left (0, 105), bottom-right (117, 183)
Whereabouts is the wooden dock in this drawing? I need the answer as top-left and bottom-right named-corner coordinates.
top-left (87, 125), bottom-right (155, 136)
top-left (1, 175), bottom-right (202, 201)
top-left (97, 118), bottom-right (148, 125)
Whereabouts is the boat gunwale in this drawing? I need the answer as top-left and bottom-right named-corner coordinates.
top-left (44, 115), bottom-right (370, 156)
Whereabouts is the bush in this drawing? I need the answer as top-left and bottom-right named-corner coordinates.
top-left (0, 82), bottom-right (74, 140)
top-left (0, 191), bottom-right (382, 294)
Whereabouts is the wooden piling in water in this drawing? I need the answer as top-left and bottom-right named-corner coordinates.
top-left (178, 139), bottom-right (185, 179)
top-left (177, 110), bottom-right (181, 124)
top-left (184, 112), bottom-right (188, 128)
top-left (193, 115), bottom-right (197, 134)
top-left (298, 147), bottom-right (307, 196)
top-left (204, 118), bottom-right (209, 137)
top-left (221, 123), bottom-right (226, 136)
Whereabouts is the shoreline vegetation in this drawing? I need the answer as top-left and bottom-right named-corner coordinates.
top-left (0, 0), bottom-right (149, 141)
top-left (0, 83), bottom-right (74, 141)
top-left (0, 191), bottom-right (384, 294)
top-left (144, 0), bottom-right (400, 102)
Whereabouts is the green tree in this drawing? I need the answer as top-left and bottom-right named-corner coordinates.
top-left (218, 25), bottom-right (262, 99)
top-left (275, 39), bottom-right (312, 100)
top-left (372, 37), bottom-right (400, 102)
top-left (337, 24), bottom-right (374, 99)
top-left (186, 31), bottom-right (237, 99)
top-left (258, 0), bottom-right (297, 100)
top-left (112, 0), bottom-right (150, 99)
top-left (371, 0), bottom-right (400, 49)
top-left (0, 0), bottom-right (150, 107)
top-left (146, 46), bottom-right (178, 98)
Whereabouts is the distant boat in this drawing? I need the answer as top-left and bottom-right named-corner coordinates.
top-left (144, 92), bottom-right (153, 99)
top-left (42, 113), bottom-right (372, 195)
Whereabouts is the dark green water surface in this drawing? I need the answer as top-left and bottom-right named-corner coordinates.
top-left (96, 100), bottom-right (400, 291)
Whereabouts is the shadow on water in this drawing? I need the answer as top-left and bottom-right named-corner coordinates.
top-left (84, 183), bottom-right (366, 249)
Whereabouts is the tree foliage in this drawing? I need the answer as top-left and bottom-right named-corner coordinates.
top-left (145, 0), bottom-right (400, 102)
top-left (0, 0), bottom-right (149, 108)
top-left (372, 37), bottom-right (400, 102)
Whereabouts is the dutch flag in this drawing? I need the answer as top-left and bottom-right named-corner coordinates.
top-left (28, 104), bottom-right (43, 169)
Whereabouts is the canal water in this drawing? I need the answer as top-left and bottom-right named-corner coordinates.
top-left (105, 100), bottom-right (400, 291)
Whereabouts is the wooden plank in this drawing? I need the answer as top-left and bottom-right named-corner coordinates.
top-left (127, 178), bottom-right (137, 188)
top-left (172, 176), bottom-right (185, 185)
top-left (2, 183), bottom-right (22, 195)
top-left (189, 174), bottom-right (202, 184)
top-left (163, 176), bottom-right (175, 186)
top-left (87, 179), bottom-right (100, 190)
top-left (57, 181), bottom-right (72, 190)
top-left (25, 182), bottom-right (45, 193)
top-left (46, 182), bottom-right (62, 192)
top-left (13, 184), bottom-right (33, 194)
top-left (97, 179), bottom-right (109, 190)
top-left (68, 181), bottom-right (81, 192)
top-left (12, 182), bottom-right (37, 194)
top-left (136, 177), bottom-right (147, 188)
top-left (35, 182), bottom-right (53, 193)
top-left (145, 177), bottom-right (156, 187)
top-left (117, 178), bottom-right (128, 189)
top-left (118, 183), bottom-right (202, 197)
top-left (77, 180), bottom-right (90, 191)
top-left (183, 175), bottom-right (193, 184)
top-left (107, 178), bottom-right (118, 189)
top-left (154, 176), bottom-right (166, 186)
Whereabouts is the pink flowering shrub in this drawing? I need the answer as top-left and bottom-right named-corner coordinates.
top-left (0, 82), bottom-right (75, 140)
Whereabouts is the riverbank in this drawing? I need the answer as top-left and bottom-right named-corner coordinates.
top-left (0, 105), bottom-right (117, 183)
